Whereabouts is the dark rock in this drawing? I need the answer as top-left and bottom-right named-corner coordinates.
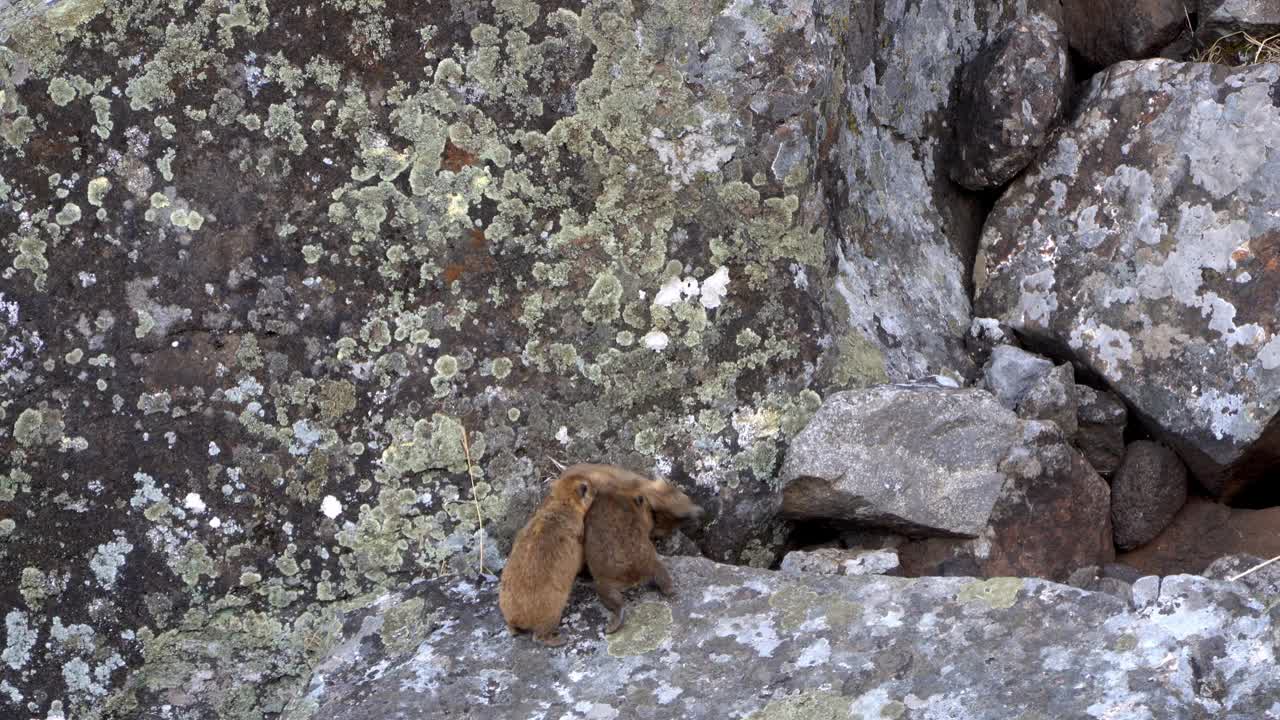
top-left (983, 345), bottom-right (1054, 409)
top-left (783, 386), bottom-right (1114, 580)
top-left (1017, 362), bottom-right (1079, 438)
top-left (1060, 0), bottom-right (1187, 66)
top-left (1066, 564), bottom-right (1135, 606)
top-left (952, 15), bottom-right (1070, 191)
top-left (1111, 441), bottom-right (1189, 550)
top-left (295, 557), bottom-right (1280, 718)
top-left (1120, 499), bottom-right (1280, 574)
top-left (1200, 0), bottom-right (1280, 37)
top-left (1076, 386), bottom-right (1128, 477)
top-left (1100, 561), bottom-right (1147, 584)
top-left (974, 60), bottom-right (1280, 500)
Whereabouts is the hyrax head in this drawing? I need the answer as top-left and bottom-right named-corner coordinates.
top-left (644, 477), bottom-right (703, 538)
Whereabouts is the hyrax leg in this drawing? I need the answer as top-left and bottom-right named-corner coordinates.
top-left (595, 580), bottom-right (628, 634)
top-left (653, 561), bottom-right (674, 596)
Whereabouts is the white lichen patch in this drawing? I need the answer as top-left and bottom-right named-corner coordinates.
top-left (711, 613), bottom-right (781, 657)
top-left (89, 538), bottom-right (133, 588)
top-left (795, 637), bottom-right (830, 668)
top-left (183, 493), bottom-right (206, 513)
top-left (700, 266), bottom-right (731, 309)
top-left (2, 611), bottom-right (36, 670)
top-left (643, 331), bottom-right (669, 351)
top-left (320, 495), bottom-right (342, 519)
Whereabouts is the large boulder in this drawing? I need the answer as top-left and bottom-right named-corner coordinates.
top-left (290, 557), bottom-right (1280, 718)
top-left (781, 386), bottom-right (1113, 579)
top-left (1060, 0), bottom-right (1186, 66)
top-left (1200, 0), bottom-right (1280, 37)
top-left (974, 59), bottom-right (1280, 501)
top-left (951, 14), bottom-right (1070, 191)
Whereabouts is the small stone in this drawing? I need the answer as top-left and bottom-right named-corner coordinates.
top-left (983, 345), bottom-right (1053, 409)
top-left (1199, 0), bottom-right (1280, 38)
top-left (1203, 553), bottom-right (1280, 598)
top-left (1132, 575), bottom-right (1161, 609)
top-left (1111, 441), bottom-right (1188, 551)
top-left (1017, 363), bottom-right (1078, 439)
top-left (1075, 387), bottom-right (1127, 478)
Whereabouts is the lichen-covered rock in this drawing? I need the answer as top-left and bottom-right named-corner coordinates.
top-left (951, 14), bottom-right (1069, 190)
top-left (1200, 0), bottom-right (1280, 37)
top-left (1076, 385), bottom-right (1128, 477)
top-left (1017, 362), bottom-right (1078, 438)
top-left (1204, 553), bottom-right (1280, 599)
top-left (1121, 498), bottom-right (1280, 575)
top-left (1060, 0), bottom-right (1185, 66)
top-left (974, 59), bottom-right (1280, 501)
top-left (292, 557), bottom-right (1280, 718)
top-left (782, 386), bottom-right (1113, 579)
top-left (983, 344), bottom-right (1054, 409)
top-left (778, 547), bottom-right (900, 577)
top-left (1111, 441), bottom-right (1189, 551)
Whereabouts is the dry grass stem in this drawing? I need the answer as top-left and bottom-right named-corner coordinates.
top-left (1196, 30), bottom-right (1280, 66)
top-left (460, 420), bottom-right (485, 575)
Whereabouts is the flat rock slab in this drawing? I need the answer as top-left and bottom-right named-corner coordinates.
top-left (293, 557), bottom-right (1280, 718)
top-left (974, 59), bottom-right (1280, 499)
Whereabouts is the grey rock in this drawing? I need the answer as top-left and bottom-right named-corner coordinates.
top-left (952, 15), bottom-right (1070, 190)
top-left (1111, 441), bottom-right (1190, 551)
top-left (1061, 0), bottom-right (1186, 66)
top-left (1076, 386), bottom-right (1128, 477)
top-left (1132, 575), bottom-right (1162, 609)
top-left (1017, 362), bottom-right (1079, 438)
top-left (983, 345), bottom-right (1054, 409)
top-left (783, 387), bottom-right (1113, 580)
top-left (975, 60), bottom-right (1280, 500)
top-left (779, 548), bottom-right (901, 577)
top-left (1066, 565), bottom-right (1134, 606)
top-left (1096, 577), bottom-right (1136, 607)
top-left (1200, 0), bottom-right (1280, 36)
top-left (1204, 553), bottom-right (1280, 598)
top-left (293, 558), bottom-right (1280, 718)
top-left (655, 531), bottom-right (703, 558)
top-left (1101, 562), bottom-right (1147, 584)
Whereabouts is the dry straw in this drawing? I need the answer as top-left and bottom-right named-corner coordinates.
top-left (1196, 30), bottom-right (1280, 66)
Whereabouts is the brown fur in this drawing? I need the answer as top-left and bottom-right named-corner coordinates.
top-left (498, 464), bottom-right (666, 646)
top-left (585, 477), bottom-right (703, 633)
top-left (498, 473), bottom-right (595, 646)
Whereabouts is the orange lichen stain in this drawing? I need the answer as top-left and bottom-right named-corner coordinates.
top-left (442, 142), bottom-right (479, 172)
top-left (1232, 247), bottom-right (1252, 264)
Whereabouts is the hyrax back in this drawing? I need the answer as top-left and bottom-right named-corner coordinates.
top-left (585, 477), bottom-right (703, 633)
top-left (498, 473), bottom-right (596, 647)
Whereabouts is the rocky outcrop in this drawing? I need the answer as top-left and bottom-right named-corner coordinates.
top-left (1018, 362), bottom-right (1079, 438)
top-left (951, 15), bottom-right (1069, 191)
top-left (983, 344), bottom-right (1054, 409)
top-left (1121, 498), bottom-right (1280, 575)
top-left (1110, 441), bottom-right (1189, 550)
top-left (975, 59), bottom-right (1280, 500)
top-left (781, 386), bottom-right (1113, 579)
top-left (1060, 0), bottom-right (1186, 66)
top-left (290, 557), bottom-right (1280, 718)
top-left (1076, 386), bottom-right (1128, 477)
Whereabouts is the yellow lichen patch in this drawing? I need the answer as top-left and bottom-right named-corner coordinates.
top-left (606, 601), bottom-right (673, 656)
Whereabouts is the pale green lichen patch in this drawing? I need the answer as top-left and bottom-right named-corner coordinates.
top-left (89, 538), bottom-right (134, 589)
top-left (769, 586), bottom-right (820, 632)
top-left (0, 519), bottom-right (15, 537)
top-left (55, 202), bottom-right (81, 225)
top-left (380, 596), bottom-right (427, 655)
top-left (86, 177), bottom-right (110, 205)
top-left (14, 407), bottom-right (65, 447)
top-left (745, 691), bottom-right (854, 720)
top-left (957, 577), bottom-right (1024, 609)
top-left (48, 76), bottom-right (77, 106)
top-left (606, 601), bottom-right (673, 657)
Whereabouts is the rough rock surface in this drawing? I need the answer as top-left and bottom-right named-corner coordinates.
top-left (1200, 0), bottom-right (1280, 36)
top-left (951, 14), bottom-right (1069, 191)
top-left (292, 557), bottom-right (1280, 718)
top-left (1060, 0), bottom-right (1186, 66)
top-left (1111, 441), bottom-right (1190, 550)
top-left (975, 59), bottom-right (1280, 500)
top-left (1121, 499), bottom-right (1280, 575)
top-left (778, 547), bottom-right (900, 577)
top-left (1204, 553), bottom-right (1280, 599)
top-left (0, 0), bottom-right (1076, 715)
top-left (1017, 362), bottom-right (1078, 438)
top-left (983, 344), bottom-right (1053, 409)
top-left (1076, 385), bottom-right (1128, 477)
top-left (782, 386), bottom-right (1113, 579)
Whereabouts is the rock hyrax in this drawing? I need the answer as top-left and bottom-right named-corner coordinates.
top-left (585, 476), bottom-right (703, 633)
top-left (498, 464), bottom-right (663, 646)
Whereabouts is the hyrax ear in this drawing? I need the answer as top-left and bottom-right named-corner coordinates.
top-left (633, 494), bottom-right (647, 508)
top-left (577, 481), bottom-right (591, 499)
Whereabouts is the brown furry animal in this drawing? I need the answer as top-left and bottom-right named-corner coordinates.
top-left (585, 476), bottom-right (703, 633)
top-left (498, 464), bottom-right (665, 646)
